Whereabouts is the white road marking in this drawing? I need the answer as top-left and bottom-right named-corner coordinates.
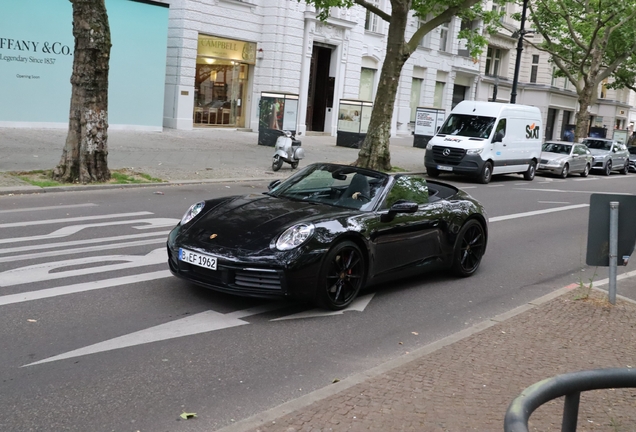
top-left (0, 203), bottom-right (97, 214)
top-left (0, 270), bottom-right (172, 306)
top-left (0, 231), bottom-right (170, 255)
top-left (271, 294), bottom-right (375, 321)
top-left (0, 248), bottom-right (165, 287)
top-left (23, 302), bottom-right (289, 367)
top-left (489, 204), bottom-right (589, 223)
top-left (0, 218), bottom-right (178, 245)
top-left (486, 184), bottom-right (504, 187)
top-left (538, 201), bottom-right (571, 204)
top-left (517, 188), bottom-right (633, 195)
top-left (0, 212), bottom-right (153, 228)
top-left (0, 238), bottom-right (166, 264)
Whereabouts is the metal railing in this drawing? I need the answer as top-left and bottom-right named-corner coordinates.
top-left (504, 368), bottom-right (636, 432)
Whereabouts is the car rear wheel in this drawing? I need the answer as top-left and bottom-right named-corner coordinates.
top-left (560, 163), bottom-right (569, 179)
top-left (603, 160), bottom-right (612, 176)
top-left (620, 161), bottom-right (628, 175)
top-left (318, 241), bottom-right (365, 310)
top-left (580, 163), bottom-right (590, 177)
top-left (451, 219), bottom-right (486, 277)
top-left (478, 161), bottom-right (493, 184)
top-left (523, 161), bottom-right (536, 181)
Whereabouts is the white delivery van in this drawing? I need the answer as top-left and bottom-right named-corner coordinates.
top-left (424, 101), bottom-right (543, 184)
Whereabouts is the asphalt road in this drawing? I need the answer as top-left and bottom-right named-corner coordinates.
top-left (0, 172), bottom-right (634, 431)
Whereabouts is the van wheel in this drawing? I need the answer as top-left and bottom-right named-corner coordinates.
top-left (478, 162), bottom-right (493, 184)
top-left (427, 167), bottom-right (440, 178)
top-left (523, 161), bottom-right (536, 181)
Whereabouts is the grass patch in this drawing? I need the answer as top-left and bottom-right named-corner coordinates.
top-left (9, 169), bottom-right (165, 187)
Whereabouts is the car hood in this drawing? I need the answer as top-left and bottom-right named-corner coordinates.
top-left (541, 152), bottom-right (569, 162)
top-left (587, 148), bottom-right (611, 157)
top-left (180, 194), bottom-right (349, 250)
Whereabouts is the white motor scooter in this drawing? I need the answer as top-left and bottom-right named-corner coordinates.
top-left (272, 130), bottom-right (305, 171)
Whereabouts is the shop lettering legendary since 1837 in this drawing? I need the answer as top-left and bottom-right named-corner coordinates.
top-left (0, 37), bottom-right (72, 64)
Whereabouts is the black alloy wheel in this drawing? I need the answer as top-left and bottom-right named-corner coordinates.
top-left (523, 161), bottom-right (536, 180)
top-left (581, 163), bottom-right (590, 177)
top-left (479, 161), bottom-right (493, 184)
top-left (620, 161), bottom-right (628, 175)
top-left (272, 155), bottom-right (283, 172)
top-left (603, 160), bottom-right (612, 176)
top-left (318, 241), bottom-right (365, 310)
top-left (560, 163), bottom-right (569, 179)
top-left (452, 219), bottom-right (486, 277)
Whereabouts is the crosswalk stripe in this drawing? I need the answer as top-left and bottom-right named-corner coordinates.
top-left (0, 211), bottom-right (153, 228)
top-left (0, 203), bottom-right (97, 214)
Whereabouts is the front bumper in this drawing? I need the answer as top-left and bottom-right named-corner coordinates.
top-left (424, 146), bottom-right (486, 176)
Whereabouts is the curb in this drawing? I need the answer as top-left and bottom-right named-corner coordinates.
top-left (213, 283), bottom-right (587, 432)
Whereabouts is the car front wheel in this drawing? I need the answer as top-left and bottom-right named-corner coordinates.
top-left (317, 241), bottom-right (365, 310)
top-left (560, 163), bottom-right (569, 179)
top-left (451, 219), bottom-right (486, 277)
top-left (581, 163), bottom-right (590, 177)
top-left (603, 160), bottom-right (612, 176)
top-left (620, 161), bottom-right (628, 175)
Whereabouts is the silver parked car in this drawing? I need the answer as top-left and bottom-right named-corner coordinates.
top-left (628, 146), bottom-right (636, 173)
top-left (582, 138), bottom-right (630, 175)
top-left (538, 141), bottom-right (593, 178)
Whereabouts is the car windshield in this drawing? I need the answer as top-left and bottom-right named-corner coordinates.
top-left (543, 143), bottom-right (571, 154)
top-left (267, 164), bottom-right (388, 211)
top-left (437, 114), bottom-right (496, 139)
top-left (583, 139), bottom-right (612, 150)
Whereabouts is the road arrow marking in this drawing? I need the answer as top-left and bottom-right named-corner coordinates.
top-left (270, 294), bottom-right (375, 321)
top-left (0, 248), bottom-right (166, 287)
top-left (23, 302), bottom-right (289, 367)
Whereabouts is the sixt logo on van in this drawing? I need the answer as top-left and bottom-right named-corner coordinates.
top-left (526, 123), bottom-right (540, 139)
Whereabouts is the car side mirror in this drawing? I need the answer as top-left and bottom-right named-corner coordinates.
top-left (268, 179), bottom-right (281, 190)
top-left (492, 131), bottom-right (504, 143)
top-left (612, 147), bottom-right (617, 153)
top-left (389, 199), bottom-right (418, 214)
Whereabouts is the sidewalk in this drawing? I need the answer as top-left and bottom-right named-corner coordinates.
top-left (2, 127), bottom-right (636, 431)
top-left (0, 127), bottom-right (425, 194)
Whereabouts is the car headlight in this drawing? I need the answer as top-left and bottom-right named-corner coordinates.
top-left (466, 148), bottom-right (483, 154)
top-left (426, 143), bottom-right (433, 150)
top-left (275, 223), bottom-right (315, 251)
top-left (181, 201), bottom-right (205, 225)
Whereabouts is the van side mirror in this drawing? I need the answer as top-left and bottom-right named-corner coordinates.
top-left (492, 131), bottom-right (504, 143)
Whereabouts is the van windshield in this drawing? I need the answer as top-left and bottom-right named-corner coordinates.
top-left (437, 114), bottom-right (496, 139)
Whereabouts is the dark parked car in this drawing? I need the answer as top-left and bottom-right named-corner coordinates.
top-left (628, 146), bottom-right (636, 173)
top-left (167, 163), bottom-right (488, 310)
top-left (582, 138), bottom-right (630, 175)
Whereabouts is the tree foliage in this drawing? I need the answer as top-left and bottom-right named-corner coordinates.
top-left (303, 0), bottom-right (504, 171)
top-left (525, 0), bottom-right (636, 141)
top-left (53, 0), bottom-right (111, 184)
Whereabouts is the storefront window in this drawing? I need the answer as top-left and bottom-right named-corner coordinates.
top-left (194, 35), bottom-right (255, 127)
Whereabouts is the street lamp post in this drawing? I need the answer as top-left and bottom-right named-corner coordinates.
top-left (510, 0), bottom-right (529, 104)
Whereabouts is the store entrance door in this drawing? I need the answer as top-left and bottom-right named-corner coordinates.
top-left (194, 59), bottom-right (247, 127)
top-left (306, 44), bottom-right (334, 132)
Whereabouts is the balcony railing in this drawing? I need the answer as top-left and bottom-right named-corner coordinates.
top-left (504, 368), bottom-right (636, 432)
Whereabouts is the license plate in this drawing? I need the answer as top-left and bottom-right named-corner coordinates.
top-left (437, 165), bottom-right (453, 171)
top-left (179, 248), bottom-right (217, 270)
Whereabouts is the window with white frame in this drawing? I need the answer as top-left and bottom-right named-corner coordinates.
top-left (485, 47), bottom-right (501, 76)
top-left (365, 0), bottom-right (380, 33)
top-left (530, 55), bottom-right (539, 83)
top-left (418, 18), bottom-right (431, 48)
top-left (551, 66), bottom-right (557, 86)
top-left (433, 81), bottom-right (445, 108)
top-left (491, 0), bottom-right (506, 20)
top-left (359, 68), bottom-right (376, 101)
top-left (439, 20), bottom-right (450, 52)
top-left (600, 78), bottom-right (608, 98)
top-left (410, 78), bottom-right (423, 122)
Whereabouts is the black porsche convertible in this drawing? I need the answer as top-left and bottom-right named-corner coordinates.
top-left (167, 163), bottom-right (488, 310)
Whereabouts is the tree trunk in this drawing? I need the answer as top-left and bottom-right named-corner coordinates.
top-left (53, 0), bottom-right (111, 183)
top-left (354, 0), bottom-right (411, 171)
